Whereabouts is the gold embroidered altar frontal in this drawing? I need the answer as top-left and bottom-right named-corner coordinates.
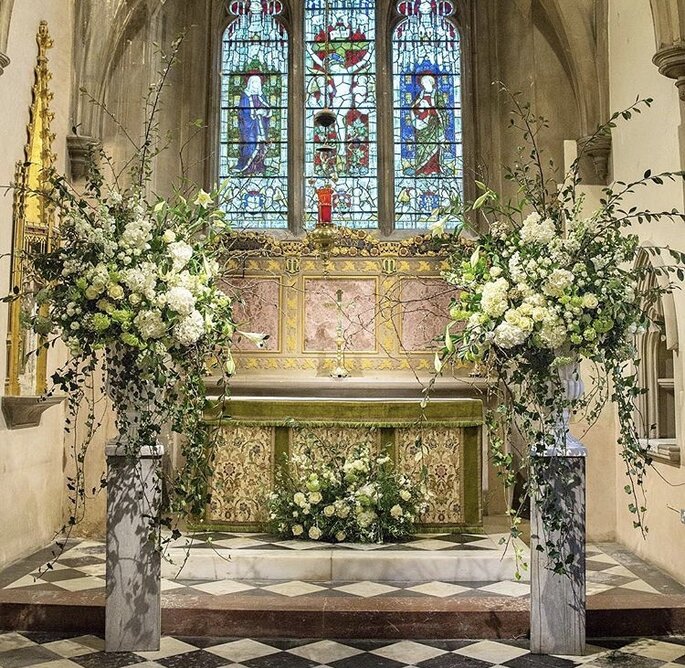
top-left (206, 398), bottom-right (483, 532)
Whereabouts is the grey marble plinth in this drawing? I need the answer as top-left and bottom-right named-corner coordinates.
top-left (530, 456), bottom-right (586, 656)
top-left (105, 442), bottom-right (163, 653)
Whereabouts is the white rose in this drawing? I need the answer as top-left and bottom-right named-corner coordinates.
top-left (335, 531), bottom-right (346, 542)
top-left (309, 491), bottom-right (322, 504)
top-left (400, 490), bottom-right (411, 501)
top-left (293, 492), bottom-right (307, 507)
top-left (390, 504), bottom-right (404, 518)
top-left (308, 526), bottom-right (322, 540)
top-left (323, 505), bottom-right (336, 517)
top-left (162, 230), bottom-right (176, 244)
top-left (108, 284), bottom-right (124, 301)
top-left (292, 524), bottom-right (304, 536)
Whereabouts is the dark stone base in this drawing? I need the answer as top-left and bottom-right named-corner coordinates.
top-left (1, 588), bottom-right (685, 639)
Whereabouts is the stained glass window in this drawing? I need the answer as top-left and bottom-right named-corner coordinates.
top-left (393, 0), bottom-right (462, 229)
top-left (219, 0), bottom-right (289, 229)
top-left (305, 0), bottom-right (378, 228)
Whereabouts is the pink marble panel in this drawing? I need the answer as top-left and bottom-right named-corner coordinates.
top-left (400, 278), bottom-right (455, 351)
top-left (304, 278), bottom-right (377, 352)
top-left (221, 277), bottom-right (281, 351)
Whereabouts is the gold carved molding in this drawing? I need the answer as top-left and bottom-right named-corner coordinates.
top-left (5, 21), bottom-right (56, 396)
top-left (221, 226), bottom-right (449, 261)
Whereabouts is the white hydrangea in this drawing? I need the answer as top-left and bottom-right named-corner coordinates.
top-left (166, 286), bottom-right (196, 316)
top-left (173, 309), bottom-right (204, 346)
top-left (520, 212), bottom-right (556, 245)
top-left (168, 241), bottom-right (193, 271)
top-left (134, 310), bottom-right (166, 340)
top-left (493, 321), bottom-right (528, 348)
top-left (539, 314), bottom-right (568, 348)
top-left (480, 278), bottom-right (509, 318)
top-left (543, 268), bottom-right (574, 297)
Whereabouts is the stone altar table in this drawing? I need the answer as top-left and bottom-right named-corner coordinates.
top-left (203, 389), bottom-right (483, 532)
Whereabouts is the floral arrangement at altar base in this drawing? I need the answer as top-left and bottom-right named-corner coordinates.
top-left (435, 92), bottom-right (685, 573)
top-left (268, 442), bottom-right (430, 543)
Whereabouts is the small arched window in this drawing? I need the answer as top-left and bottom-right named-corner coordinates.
top-left (635, 249), bottom-right (680, 465)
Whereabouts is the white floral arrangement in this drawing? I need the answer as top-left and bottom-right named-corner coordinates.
top-left (435, 94), bottom-right (685, 571)
top-left (268, 442), bottom-right (430, 543)
top-left (35, 187), bottom-right (235, 359)
top-left (441, 208), bottom-right (642, 363)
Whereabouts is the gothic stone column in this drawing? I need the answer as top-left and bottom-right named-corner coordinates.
top-left (105, 443), bottom-right (164, 653)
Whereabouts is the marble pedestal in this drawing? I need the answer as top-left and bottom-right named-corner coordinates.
top-left (105, 443), bottom-right (163, 653)
top-left (530, 455), bottom-right (586, 656)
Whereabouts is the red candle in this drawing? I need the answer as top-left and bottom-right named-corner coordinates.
top-left (317, 185), bottom-right (333, 224)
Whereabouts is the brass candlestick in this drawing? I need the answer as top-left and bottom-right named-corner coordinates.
top-left (331, 288), bottom-right (349, 379)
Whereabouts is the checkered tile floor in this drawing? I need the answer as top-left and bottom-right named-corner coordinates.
top-left (1, 632), bottom-right (685, 667)
top-left (163, 532), bottom-right (502, 552)
top-left (2, 536), bottom-right (683, 601)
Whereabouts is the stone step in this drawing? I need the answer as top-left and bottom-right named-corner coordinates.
top-left (161, 544), bottom-right (529, 582)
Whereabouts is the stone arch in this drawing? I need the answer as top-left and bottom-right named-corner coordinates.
top-left (532, 0), bottom-right (608, 137)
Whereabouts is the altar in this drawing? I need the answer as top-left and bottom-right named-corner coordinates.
top-left (204, 385), bottom-right (483, 532)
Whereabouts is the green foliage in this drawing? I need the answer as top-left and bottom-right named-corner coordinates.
top-left (436, 90), bottom-right (683, 574)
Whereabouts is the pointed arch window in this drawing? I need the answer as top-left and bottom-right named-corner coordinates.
top-left (219, 0), bottom-right (289, 229)
top-left (214, 0), bottom-right (467, 233)
top-left (392, 0), bottom-right (463, 229)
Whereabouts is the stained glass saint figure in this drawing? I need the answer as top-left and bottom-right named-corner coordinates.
top-left (410, 73), bottom-right (447, 175)
top-left (393, 0), bottom-right (462, 229)
top-left (236, 74), bottom-right (272, 174)
top-left (220, 0), bottom-right (288, 228)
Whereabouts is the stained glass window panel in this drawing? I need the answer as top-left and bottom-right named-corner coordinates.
top-left (219, 0), bottom-right (288, 229)
top-left (393, 0), bottom-right (462, 229)
top-left (305, 0), bottom-right (378, 228)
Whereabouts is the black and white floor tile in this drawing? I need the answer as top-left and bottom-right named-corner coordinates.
top-left (2, 536), bottom-right (683, 601)
top-left (1, 632), bottom-right (685, 668)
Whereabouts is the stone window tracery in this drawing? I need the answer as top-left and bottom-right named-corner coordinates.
top-left (217, 0), bottom-right (465, 233)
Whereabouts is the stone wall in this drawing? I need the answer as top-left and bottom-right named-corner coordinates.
top-left (0, 1), bottom-right (73, 569)
top-left (606, 0), bottom-right (685, 584)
